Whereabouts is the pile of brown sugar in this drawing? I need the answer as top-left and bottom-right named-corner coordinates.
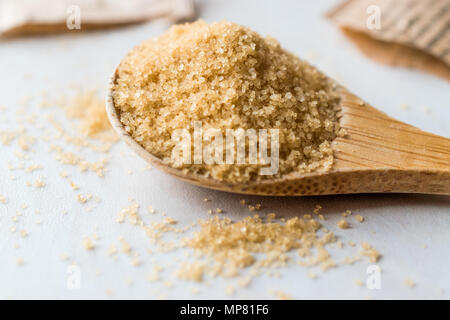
top-left (181, 214), bottom-right (334, 278)
top-left (64, 89), bottom-right (112, 137)
top-left (112, 20), bottom-right (342, 183)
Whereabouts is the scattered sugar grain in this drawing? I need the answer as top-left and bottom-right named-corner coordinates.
top-left (224, 285), bottom-right (235, 296)
top-left (271, 290), bottom-right (293, 300)
top-left (34, 176), bottom-right (46, 188)
top-left (337, 219), bottom-right (349, 229)
top-left (342, 210), bottom-right (352, 217)
top-left (307, 272), bottom-right (317, 280)
top-left (404, 279), bottom-right (415, 288)
top-left (354, 279), bottom-right (363, 287)
top-left (83, 237), bottom-right (95, 250)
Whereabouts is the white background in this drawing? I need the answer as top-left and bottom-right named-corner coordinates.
top-left (0, 0), bottom-right (449, 299)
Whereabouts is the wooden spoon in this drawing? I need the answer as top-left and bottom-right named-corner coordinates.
top-left (106, 71), bottom-right (450, 196)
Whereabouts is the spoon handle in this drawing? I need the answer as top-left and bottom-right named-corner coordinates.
top-left (330, 90), bottom-right (450, 195)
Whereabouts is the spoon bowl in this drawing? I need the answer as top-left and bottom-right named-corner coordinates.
top-left (106, 70), bottom-right (450, 196)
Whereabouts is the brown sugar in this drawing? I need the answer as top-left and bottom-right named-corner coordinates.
top-left (182, 214), bottom-right (330, 275)
top-left (82, 237), bottom-right (95, 250)
top-left (360, 242), bottom-right (380, 263)
top-left (64, 90), bottom-right (112, 137)
top-left (112, 20), bottom-right (342, 183)
top-left (404, 279), bottom-right (416, 288)
top-left (337, 219), bottom-right (349, 229)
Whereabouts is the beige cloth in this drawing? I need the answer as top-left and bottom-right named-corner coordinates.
top-left (0, 0), bottom-right (195, 37)
top-left (328, 0), bottom-right (450, 81)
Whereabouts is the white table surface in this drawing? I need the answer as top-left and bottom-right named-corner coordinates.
top-left (0, 0), bottom-right (449, 300)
